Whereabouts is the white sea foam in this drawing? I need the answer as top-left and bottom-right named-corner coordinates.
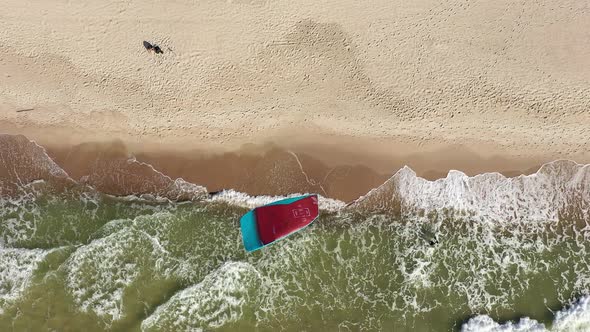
top-left (28, 139), bottom-right (71, 179)
top-left (65, 230), bottom-right (141, 321)
top-left (130, 157), bottom-right (209, 201)
top-left (462, 296), bottom-right (590, 332)
top-left (65, 223), bottom-right (176, 323)
top-left (209, 189), bottom-right (345, 212)
top-left (352, 160), bottom-right (590, 222)
top-left (461, 315), bottom-right (547, 332)
top-left (141, 261), bottom-right (260, 332)
top-left (0, 181), bottom-right (106, 247)
top-left (553, 296), bottom-right (590, 331)
top-left (0, 185), bottom-right (42, 247)
top-left (0, 248), bottom-right (49, 315)
top-left (169, 178), bottom-right (208, 200)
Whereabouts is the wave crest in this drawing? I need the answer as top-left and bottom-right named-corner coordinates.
top-left (141, 261), bottom-right (260, 331)
top-left (462, 295), bottom-right (590, 332)
top-left (350, 160), bottom-right (590, 222)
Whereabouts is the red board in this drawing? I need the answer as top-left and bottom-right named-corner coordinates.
top-left (255, 195), bottom-right (319, 245)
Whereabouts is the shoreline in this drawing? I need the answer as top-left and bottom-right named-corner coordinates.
top-left (1, 129), bottom-right (572, 202)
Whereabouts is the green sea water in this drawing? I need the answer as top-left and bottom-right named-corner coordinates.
top-left (1, 187), bottom-right (589, 332)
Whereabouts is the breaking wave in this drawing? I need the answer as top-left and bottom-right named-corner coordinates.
top-left (462, 296), bottom-right (590, 331)
top-left (350, 161), bottom-right (590, 223)
top-left (1, 134), bottom-right (589, 223)
top-left (0, 248), bottom-right (50, 315)
top-left (141, 262), bottom-right (260, 331)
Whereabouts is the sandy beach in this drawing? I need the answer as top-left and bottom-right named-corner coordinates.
top-left (1, 0), bottom-right (589, 199)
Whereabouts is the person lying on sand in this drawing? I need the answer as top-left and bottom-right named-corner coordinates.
top-left (143, 40), bottom-right (163, 54)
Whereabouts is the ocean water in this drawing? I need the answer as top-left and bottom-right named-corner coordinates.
top-left (1, 135), bottom-right (590, 331)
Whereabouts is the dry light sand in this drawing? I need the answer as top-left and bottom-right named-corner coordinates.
top-left (1, 0), bottom-right (589, 193)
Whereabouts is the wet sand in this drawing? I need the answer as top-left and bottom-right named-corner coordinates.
top-left (0, 126), bottom-right (577, 202)
top-left (42, 136), bottom-right (548, 202)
